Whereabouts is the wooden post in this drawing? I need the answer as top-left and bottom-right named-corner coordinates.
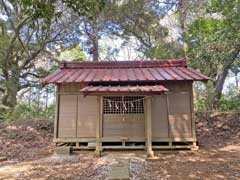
top-left (191, 83), bottom-right (198, 150)
top-left (76, 95), bottom-right (78, 138)
top-left (166, 93), bottom-right (172, 147)
top-left (95, 96), bottom-right (103, 157)
top-left (54, 85), bottom-right (59, 142)
top-left (145, 96), bottom-right (154, 158)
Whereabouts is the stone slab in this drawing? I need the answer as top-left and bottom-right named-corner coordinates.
top-left (55, 146), bottom-right (72, 155)
top-left (109, 163), bottom-right (130, 180)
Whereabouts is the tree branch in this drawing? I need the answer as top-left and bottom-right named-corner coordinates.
top-left (0, 87), bottom-right (5, 93)
top-left (1, 0), bottom-right (31, 56)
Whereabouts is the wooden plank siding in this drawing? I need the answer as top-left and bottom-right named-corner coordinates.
top-left (151, 81), bottom-right (194, 140)
top-left (103, 114), bottom-right (145, 138)
top-left (151, 95), bottom-right (169, 139)
top-left (77, 95), bottom-right (98, 137)
top-left (58, 95), bottom-right (77, 138)
top-left (167, 92), bottom-right (192, 138)
top-left (57, 89), bottom-right (99, 138)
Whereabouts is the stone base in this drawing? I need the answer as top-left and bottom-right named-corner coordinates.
top-left (94, 150), bottom-right (102, 157)
top-left (191, 145), bottom-right (199, 151)
top-left (55, 146), bottom-right (72, 155)
top-left (146, 156), bottom-right (160, 161)
top-left (146, 150), bottom-right (154, 158)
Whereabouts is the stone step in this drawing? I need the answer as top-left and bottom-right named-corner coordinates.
top-left (109, 162), bottom-right (130, 180)
top-left (55, 146), bottom-right (72, 155)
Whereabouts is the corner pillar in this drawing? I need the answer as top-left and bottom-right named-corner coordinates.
top-left (145, 96), bottom-right (154, 158)
top-left (95, 96), bottom-right (103, 157)
top-left (54, 85), bottom-right (59, 146)
top-left (191, 83), bottom-right (199, 151)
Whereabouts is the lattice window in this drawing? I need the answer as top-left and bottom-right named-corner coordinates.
top-left (103, 96), bottom-right (144, 114)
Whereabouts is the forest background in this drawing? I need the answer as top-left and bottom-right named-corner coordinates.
top-left (0, 0), bottom-right (239, 121)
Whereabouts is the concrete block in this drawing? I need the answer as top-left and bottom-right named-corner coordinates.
top-left (109, 163), bottom-right (130, 180)
top-left (55, 146), bottom-right (72, 155)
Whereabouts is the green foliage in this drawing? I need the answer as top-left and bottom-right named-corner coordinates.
top-left (1, 103), bottom-right (55, 122)
top-left (194, 81), bottom-right (240, 112)
top-left (187, 0), bottom-right (240, 76)
top-left (187, 0), bottom-right (240, 109)
top-left (63, 0), bottom-right (105, 20)
top-left (187, 18), bottom-right (228, 77)
top-left (59, 45), bottom-right (86, 61)
top-left (194, 81), bottom-right (216, 111)
top-left (219, 81), bottom-right (240, 111)
top-left (0, 0), bottom-right (106, 109)
top-left (0, 0), bottom-right (239, 112)
top-left (20, 0), bottom-right (56, 25)
top-left (108, 0), bottom-right (170, 56)
top-left (16, 0), bottom-right (105, 24)
top-left (145, 43), bottom-right (184, 59)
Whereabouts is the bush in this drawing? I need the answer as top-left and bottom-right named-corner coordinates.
top-left (218, 90), bottom-right (240, 111)
top-left (1, 103), bottom-right (55, 122)
top-left (194, 82), bottom-right (240, 112)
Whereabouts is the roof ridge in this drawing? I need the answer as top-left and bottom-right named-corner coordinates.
top-left (60, 59), bottom-right (187, 69)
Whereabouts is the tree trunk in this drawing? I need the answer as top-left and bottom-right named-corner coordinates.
top-left (178, 0), bottom-right (187, 59)
top-left (213, 65), bottom-right (230, 109)
top-left (45, 87), bottom-right (48, 110)
top-left (92, 21), bottom-right (99, 62)
top-left (235, 72), bottom-right (239, 88)
top-left (37, 89), bottom-right (40, 111)
top-left (212, 47), bottom-right (240, 109)
top-left (28, 87), bottom-right (32, 107)
top-left (1, 64), bottom-right (20, 109)
top-left (2, 78), bottom-right (19, 109)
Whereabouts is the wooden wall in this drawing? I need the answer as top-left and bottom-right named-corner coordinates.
top-left (77, 96), bottom-right (98, 137)
top-left (167, 92), bottom-right (192, 138)
top-left (57, 84), bottom-right (99, 138)
top-left (151, 81), bottom-right (194, 140)
top-left (56, 82), bottom-right (195, 141)
top-left (58, 95), bottom-right (77, 138)
top-left (152, 94), bottom-right (169, 139)
top-left (103, 114), bottom-right (145, 138)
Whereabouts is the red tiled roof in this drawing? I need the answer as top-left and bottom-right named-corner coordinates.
top-left (80, 85), bottom-right (168, 95)
top-left (42, 59), bottom-right (210, 84)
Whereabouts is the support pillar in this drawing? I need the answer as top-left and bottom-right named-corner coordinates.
top-left (145, 96), bottom-right (154, 158)
top-left (54, 85), bottom-right (59, 142)
top-left (95, 96), bottom-right (103, 157)
top-left (191, 83), bottom-right (199, 151)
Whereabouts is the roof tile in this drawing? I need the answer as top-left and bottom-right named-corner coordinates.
top-left (42, 59), bottom-right (210, 84)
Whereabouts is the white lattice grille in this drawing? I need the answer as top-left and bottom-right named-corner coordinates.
top-left (103, 96), bottom-right (144, 114)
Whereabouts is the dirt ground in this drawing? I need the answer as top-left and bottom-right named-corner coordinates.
top-left (0, 112), bottom-right (240, 180)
